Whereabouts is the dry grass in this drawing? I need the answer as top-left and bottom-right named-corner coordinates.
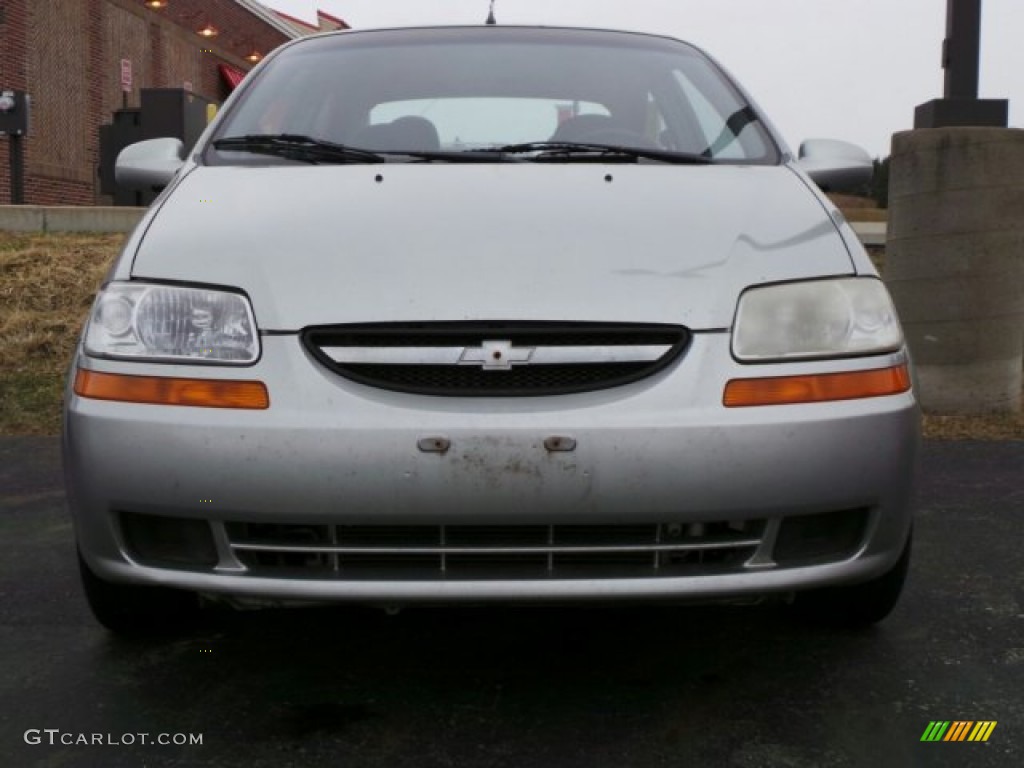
top-left (0, 231), bottom-right (123, 434)
top-left (923, 412), bottom-right (1024, 441)
top-left (828, 193), bottom-right (878, 210)
top-left (841, 208), bottom-right (888, 223)
top-left (0, 231), bottom-right (1019, 440)
top-left (828, 193), bottom-right (888, 223)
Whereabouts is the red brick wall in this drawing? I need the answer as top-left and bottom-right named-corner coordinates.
top-left (27, 1), bottom-right (92, 199)
top-left (87, 0), bottom-right (106, 204)
top-left (24, 176), bottom-right (93, 206)
top-left (0, 0), bottom-right (28, 89)
top-left (0, 0), bottom-right (292, 207)
top-left (154, 0), bottom-right (291, 71)
top-left (0, 0), bottom-right (29, 204)
top-left (105, 6), bottom-right (156, 121)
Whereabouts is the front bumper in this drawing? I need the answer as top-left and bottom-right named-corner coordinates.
top-left (64, 334), bottom-right (919, 604)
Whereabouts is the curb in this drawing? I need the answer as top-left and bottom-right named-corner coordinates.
top-left (0, 205), bottom-right (889, 245)
top-left (0, 205), bottom-right (145, 234)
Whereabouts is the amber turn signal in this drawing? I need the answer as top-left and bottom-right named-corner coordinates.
top-left (74, 370), bottom-right (269, 409)
top-left (723, 364), bottom-right (911, 407)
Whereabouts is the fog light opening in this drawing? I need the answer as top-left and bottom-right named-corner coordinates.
top-left (120, 512), bottom-right (219, 568)
top-left (773, 508), bottom-right (870, 566)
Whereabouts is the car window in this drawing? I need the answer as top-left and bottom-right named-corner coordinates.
top-left (209, 29), bottom-right (779, 164)
top-left (370, 98), bottom-right (611, 149)
top-left (673, 70), bottom-right (769, 159)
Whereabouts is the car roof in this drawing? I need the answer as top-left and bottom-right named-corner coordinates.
top-left (274, 24), bottom-right (703, 57)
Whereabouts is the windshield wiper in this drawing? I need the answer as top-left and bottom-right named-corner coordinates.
top-left (212, 134), bottom-right (385, 164)
top-left (477, 141), bottom-right (713, 165)
top-left (372, 149), bottom-right (521, 163)
top-left (701, 106), bottom-right (760, 158)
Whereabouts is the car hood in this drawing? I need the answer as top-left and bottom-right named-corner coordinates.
top-left (131, 163), bottom-right (853, 330)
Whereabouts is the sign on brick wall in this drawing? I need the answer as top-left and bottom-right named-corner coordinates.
top-left (120, 59), bottom-right (132, 93)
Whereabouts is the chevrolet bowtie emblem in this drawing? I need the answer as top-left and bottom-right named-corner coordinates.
top-left (458, 340), bottom-right (534, 370)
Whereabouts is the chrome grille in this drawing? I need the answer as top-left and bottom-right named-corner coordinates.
top-left (224, 521), bottom-right (765, 580)
top-left (303, 321), bottom-right (690, 396)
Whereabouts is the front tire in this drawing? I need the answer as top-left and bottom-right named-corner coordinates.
top-left (78, 549), bottom-right (201, 635)
top-left (790, 529), bottom-right (911, 629)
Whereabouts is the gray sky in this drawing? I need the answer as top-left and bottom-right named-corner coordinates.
top-left (262, 1), bottom-right (1022, 158)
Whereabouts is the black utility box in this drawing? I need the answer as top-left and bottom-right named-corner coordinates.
top-left (99, 109), bottom-right (144, 202)
top-left (98, 88), bottom-right (218, 206)
top-left (141, 89), bottom-right (217, 150)
top-left (0, 89), bottom-right (30, 136)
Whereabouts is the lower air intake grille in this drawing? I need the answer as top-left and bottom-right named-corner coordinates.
top-left (224, 520), bottom-right (765, 580)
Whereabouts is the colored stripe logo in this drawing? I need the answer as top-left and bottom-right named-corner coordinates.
top-left (921, 721), bottom-right (997, 742)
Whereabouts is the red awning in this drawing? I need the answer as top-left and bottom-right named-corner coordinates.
top-left (218, 64), bottom-right (247, 91)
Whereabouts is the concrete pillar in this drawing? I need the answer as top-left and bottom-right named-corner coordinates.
top-left (886, 128), bottom-right (1024, 413)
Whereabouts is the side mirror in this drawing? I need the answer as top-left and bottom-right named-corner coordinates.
top-left (115, 138), bottom-right (185, 190)
top-left (797, 139), bottom-right (872, 193)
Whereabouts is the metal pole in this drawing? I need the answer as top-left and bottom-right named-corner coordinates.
top-left (9, 133), bottom-right (24, 204)
top-left (943, 0), bottom-right (982, 100)
top-left (915, 0), bottom-right (1006, 127)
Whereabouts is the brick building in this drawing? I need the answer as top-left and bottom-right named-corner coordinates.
top-left (0, 1), bottom-right (345, 206)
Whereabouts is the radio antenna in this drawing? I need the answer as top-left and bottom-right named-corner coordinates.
top-left (486, 0), bottom-right (497, 25)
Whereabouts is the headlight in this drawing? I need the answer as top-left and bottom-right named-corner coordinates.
top-left (84, 283), bottom-right (259, 364)
top-left (732, 278), bottom-right (902, 361)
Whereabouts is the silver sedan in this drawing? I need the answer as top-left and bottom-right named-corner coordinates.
top-left (65, 26), bottom-right (918, 634)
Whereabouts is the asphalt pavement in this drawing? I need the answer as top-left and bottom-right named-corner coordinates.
top-left (0, 436), bottom-right (1021, 768)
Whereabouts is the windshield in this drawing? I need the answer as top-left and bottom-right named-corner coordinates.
top-left (208, 27), bottom-right (780, 165)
